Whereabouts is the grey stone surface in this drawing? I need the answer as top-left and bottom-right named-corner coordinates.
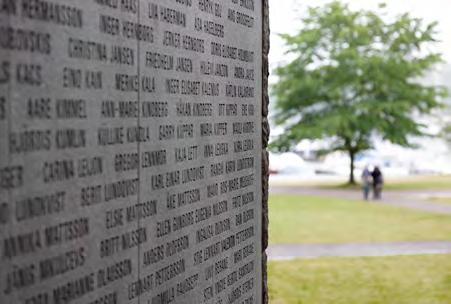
top-left (0, 1), bottom-right (266, 303)
top-left (261, 0), bottom-right (270, 303)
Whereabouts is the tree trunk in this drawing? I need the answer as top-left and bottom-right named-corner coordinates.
top-left (349, 150), bottom-right (356, 184)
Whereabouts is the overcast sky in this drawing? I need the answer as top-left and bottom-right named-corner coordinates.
top-left (269, 0), bottom-right (451, 69)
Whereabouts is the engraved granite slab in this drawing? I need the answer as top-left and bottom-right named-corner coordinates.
top-left (0, 1), bottom-right (263, 303)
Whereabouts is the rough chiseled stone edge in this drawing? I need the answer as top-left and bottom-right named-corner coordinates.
top-left (261, 0), bottom-right (270, 303)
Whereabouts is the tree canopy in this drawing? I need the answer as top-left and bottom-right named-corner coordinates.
top-left (272, 1), bottom-right (448, 183)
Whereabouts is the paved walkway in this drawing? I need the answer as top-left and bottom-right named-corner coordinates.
top-left (268, 241), bottom-right (451, 260)
top-left (270, 187), bottom-right (451, 214)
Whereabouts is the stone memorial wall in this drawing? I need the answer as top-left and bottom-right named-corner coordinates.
top-left (0, 0), bottom-right (268, 303)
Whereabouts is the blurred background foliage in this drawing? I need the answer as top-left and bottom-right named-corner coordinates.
top-left (271, 1), bottom-right (448, 184)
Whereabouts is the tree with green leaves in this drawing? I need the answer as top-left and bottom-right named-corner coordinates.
top-left (272, 1), bottom-right (448, 184)
top-left (442, 123), bottom-right (451, 147)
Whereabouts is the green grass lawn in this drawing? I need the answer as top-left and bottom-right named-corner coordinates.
top-left (429, 197), bottom-right (451, 204)
top-left (269, 255), bottom-right (451, 304)
top-left (269, 194), bottom-right (451, 244)
top-left (384, 175), bottom-right (451, 190)
top-left (272, 175), bottom-right (451, 191)
top-left (348, 175), bottom-right (451, 190)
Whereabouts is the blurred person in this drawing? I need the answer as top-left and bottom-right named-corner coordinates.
top-left (371, 166), bottom-right (383, 200)
top-left (361, 166), bottom-right (372, 200)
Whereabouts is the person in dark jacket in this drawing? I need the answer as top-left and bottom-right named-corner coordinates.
top-left (371, 166), bottom-right (383, 200)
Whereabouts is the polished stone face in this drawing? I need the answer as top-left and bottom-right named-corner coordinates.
top-left (0, 0), bottom-right (263, 303)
